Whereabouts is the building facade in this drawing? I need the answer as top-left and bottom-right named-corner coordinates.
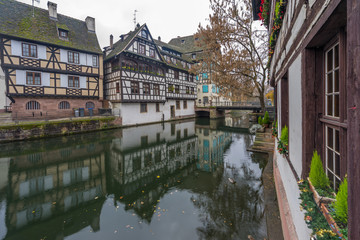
top-left (168, 35), bottom-right (232, 107)
top-left (0, 0), bottom-right (103, 119)
top-left (103, 24), bottom-right (196, 126)
top-left (253, 0), bottom-right (359, 239)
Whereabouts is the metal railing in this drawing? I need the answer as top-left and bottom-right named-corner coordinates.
top-left (197, 101), bottom-right (273, 108)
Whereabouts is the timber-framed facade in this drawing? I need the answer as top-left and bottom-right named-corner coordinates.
top-left (0, 0), bottom-right (103, 119)
top-left (104, 24), bottom-right (196, 126)
top-left (252, 0), bottom-right (360, 238)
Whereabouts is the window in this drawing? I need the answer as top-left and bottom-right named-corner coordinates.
top-left (186, 86), bottom-right (190, 94)
top-left (174, 71), bottom-right (179, 79)
top-left (26, 101), bottom-right (40, 110)
top-left (26, 72), bottom-right (41, 85)
top-left (176, 100), bottom-right (180, 109)
top-left (143, 83), bottom-right (150, 95)
top-left (156, 103), bottom-right (160, 112)
top-left (59, 29), bottom-right (68, 39)
top-left (192, 53), bottom-right (196, 59)
top-left (131, 82), bottom-right (139, 94)
top-left (168, 85), bottom-right (174, 93)
top-left (68, 76), bottom-right (79, 88)
top-left (191, 87), bottom-right (195, 94)
top-left (171, 123), bottom-right (175, 136)
top-left (92, 55), bottom-right (98, 67)
top-left (183, 100), bottom-right (187, 109)
top-left (202, 73), bottom-right (208, 79)
top-left (326, 126), bottom-right (341, 190)
top-left (149, 48), bottom-right (155, 58)
top-left (139, 44), bottom-right (146, 55)
top-left (116, 82), bottom-right (120, 93)
top-left (86, 102), bottom-right (95, 108)
top-left (325, 43), bottom-right (340, 118)
top-left (112, 60), bottom-right (120, 72)
top-left (175, 85), bottom-right (180, 94)
top-left (59, 101), bottom-right (70, 109)
top-left (140, 103), bottom-right (147, 113)
top-left (68, 51), bottom-right (80, 64)
top-left (202, 85), bottom-right (209, 93)
top-left (141, 136), bottom-right (148, 146)
top-left (184, 129), bottom-right (188, 138)
top-left (141, 30), bottom-right (147, 39)
top-left (154, 84), bottom-right (160, 95)
top-left (22, 43), bottom-right (37, 58)
top-left (158, 68), bottom-right (164, 76)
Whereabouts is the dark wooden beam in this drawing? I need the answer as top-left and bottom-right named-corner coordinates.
top-left (347, 0), bottom-right (360, 238)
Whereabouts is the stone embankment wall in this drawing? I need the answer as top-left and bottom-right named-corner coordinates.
top-left (0, 116), bottom-right (121, 142)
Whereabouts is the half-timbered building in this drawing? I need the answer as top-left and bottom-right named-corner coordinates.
top-left (169, 35), bottom-right (232, 107)
top-left (0, 0), bottom-right (103, 119)
top-left (103, 24), bottom-right (196, 126)
top-left (252, 0), bottom-right (360, 238)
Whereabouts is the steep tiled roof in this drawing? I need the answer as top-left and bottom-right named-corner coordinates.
top-left (168, 35), bottom-right (204, 53)
top-left (0, 0), bottom-right (102, 54)
top-left (104, 26), bottom-right (141, 61)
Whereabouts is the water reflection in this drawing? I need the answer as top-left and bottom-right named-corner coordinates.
top-left (0, 117), bottom-right (267, 240)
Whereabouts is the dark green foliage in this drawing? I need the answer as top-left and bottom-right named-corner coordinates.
top-left (298, 180), bottom-right (341, 240)
top-left (263, 111), bottom-right (270, 124)
top-left (309, 150), bottom-right (330, 189)
top-left (280, 125), bottom-right (288, 146)
top-left (334, 178), bottom-right (348, 224)
top-left (272, 120), bottom-right (278, 137)
top-left (258, 116), bottom-right (263, 125)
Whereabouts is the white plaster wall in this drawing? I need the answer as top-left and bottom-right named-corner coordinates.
top-left (15, 70), bottom-right (50, 87)
top-left (163, 100), bottom-right (195, 121)
top-left (60, 49), bottom-right (90, 66)
top-left (275, 150), bottom-right (312, 240)
top-left (116, 103), bottom-right (164, 126)
top-left (0, 66), bottom-right (6, 110)
top-left (11, 40), bottom-right (46, 59)
top-left (288, 54), bottom-right (303, 176)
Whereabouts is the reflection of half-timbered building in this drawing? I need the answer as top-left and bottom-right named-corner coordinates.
top-left (103, 24), bottom-right (196, 126)
top-left (3, 137), bottom-right (106, 240)
top-left (0, 0), bottom-right (103, 118)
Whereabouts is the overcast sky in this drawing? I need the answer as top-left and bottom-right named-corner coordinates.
top-left (17, 0), bottom-right (211, 49)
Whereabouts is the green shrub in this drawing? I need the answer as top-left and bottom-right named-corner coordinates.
top-left (309, 150), bottom-right (330, 189)
top-left (258, 116), bottom-right (263, 125)
top-left (280, 125), bottom-right (288, 146)
top-left (334, 178), bottom-right (348, 224)
top-left (263, 111), bottom-right (270, 124)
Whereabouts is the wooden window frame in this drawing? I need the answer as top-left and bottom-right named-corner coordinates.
top-left (26, 72), bottom-right (41, 85)
top-left (183, 100), bottom-right (187, 109)
top-left (325, 42), bottom-right (340, 119)
top-left (176, 100), bottom-right (180, 110)
top-left (149, 48), bottom-right (155, 58)
top-left (116, 82), bottom-right (120, 93)
top-left (143, 83), bottom-right (150, 95)
top-left (92, 55), bottom-right (98, 67)
top-left (68, 51), bottom-right (80, 64)
top-left (58, 29), bottom-right (68, 39)
top-left (59, 101), bottom-right (70, 109)
top-left (140, 103), bottom-right (147, 113)
top-left (26, 101), bottom-right (40, 110)
top-left (156, 103), bottom-right (160, 112)
top-left (154, 84), bottom-right (160, 95)
top-left (131, 81), bottom-right (139, 94)
top-left (175, 85), bottom-right (180, 94)
top-left (139, 44), bottom-right (146, 55)
top-left (22, 43), bottom-right (37, 58)
top-left (174, 70), bottom-right (179, 79)
top-left (68, 76), bottom-right (80, 88)
top-left (141, 30), bottom-right (147, 39)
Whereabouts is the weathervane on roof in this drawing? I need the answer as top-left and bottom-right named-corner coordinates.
top-left (133, 10), bottom-right (138, 28)
top-left (32, 0), bottom-right (40, 17)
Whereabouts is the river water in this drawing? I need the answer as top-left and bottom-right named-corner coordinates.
top-left (0, 117), bottom-right (268, 240)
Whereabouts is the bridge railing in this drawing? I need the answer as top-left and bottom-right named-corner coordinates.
top-left (197, 101), bottom-right (273, 108)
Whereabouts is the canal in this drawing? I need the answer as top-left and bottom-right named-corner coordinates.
top-left (0, 117), bottom-right (268, 240)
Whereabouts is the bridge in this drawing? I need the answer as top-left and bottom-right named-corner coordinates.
top-left (195, 101), bottom-right (275, 119)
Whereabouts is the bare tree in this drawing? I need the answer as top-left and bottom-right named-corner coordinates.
top-left (194, 0), bottom-right (268, 111)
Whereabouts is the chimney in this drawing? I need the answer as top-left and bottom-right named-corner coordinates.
top-left (158, 36), bottom-right (161, 41)
top-left (47, 1), bottom-right (57, 20)
top-left (110, 34), bottom-right (113, 49)
top-left (85, 16), bottom-right (95, 32)
top-left (120, 35), bottom-right (124, 42)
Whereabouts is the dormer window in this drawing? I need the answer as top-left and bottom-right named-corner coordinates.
top-left (141, 30), bottom-right (147, 39)
top-left (59, 29), bottom-right (68, 39)
top-left (192, 53), bottom-right (196, 59)
top-left (181, 40), bottom-right (185, 44)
